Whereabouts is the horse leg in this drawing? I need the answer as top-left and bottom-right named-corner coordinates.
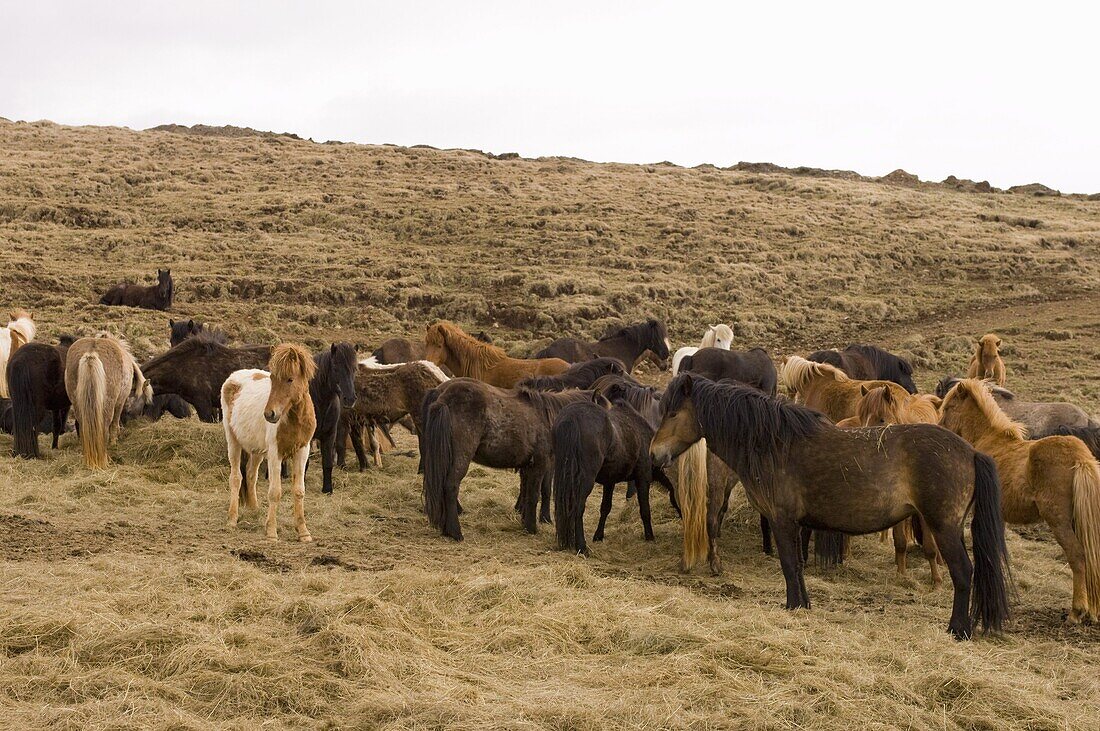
top-left (350, 423), bottom-right (368, 471)
top-left (1038, 503), bottom-right (1090, 624)
top-left (319, 426), bottom-right (336, 494)
top-left (706, 479), bottom-right (723, 575)
top-left (773, 519), bottom-right (810, 609)
top-left (637, 479), bottom-right (655, 542)
top-left (335, 417), bottom-right (348, 469)
top-left (264, 444), bottom-right (283, 540)
top-left (593, 482), bottom-right (614, 541)
top-left (245, 451), bottom-right (262, 510)
top-left (291, 445), bottom-right (312, 542)
top-left (930, 526), bottom-right (974, 639)
top-left (226, 438), bottom-right (243, 528)
top-left (892, 521), bottom-right (909, 578)
top-left (52, 407), bottom-right (67, 449)
top-left (368, 425), bottom-right (383, 468)
top-left (109, 400), bottom-right (124, 445)
top-left (915, 515), bottom-right (942, 588)
top-left (655, 471), bottom-right (680, 516)
top-left (574, 484), bottom-right (592, 557)
top-left (799, 527), bottom-right (811, 563)
top-left (518, 468), bottom-right (543, 534)
top-left (761, 515), bottom-right (773, 555)
top-left (539, 471), bottom-right (553, 524)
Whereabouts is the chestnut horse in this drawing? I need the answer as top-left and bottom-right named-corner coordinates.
top-left (64, 334), bottom-right (152, 469)
top-left (222, 344), bottom-right (317, 542)
top-left (424, 321), bottom-right (568, 388)
top-left (966, 334), bottom-right (1006, 386)
top-left (651, 374), bottom-right (1012, 639)
top-left (0, 309), bottom-right (36, 398)
top-left (939, 379), bottom-right (1100, 623)
top-left (780, 356), bottom-right (911, 422)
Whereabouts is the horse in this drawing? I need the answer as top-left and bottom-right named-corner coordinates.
top-left (64, 334), bottom-right (152, 469)
top-left (169, 318), bottom-right (226, 348)
top-left (370, 330), bottom-right (492, 366)
top-left (678, 347), bottom-right (777, 396)
top-left (310, 343), bottom-right (358, 494)
top-left (939, 379), bottom-right (1100, 623)
top-left (651, 374), bottom-right (1012, 639)
top-left (807, 344), bottom-right (918, 394)
top-left (552, 392), bottom-right (666, 555)
top-left (780, 355), bottom-right (911, 422)
top-left (534, 319), bottom-right (671, 372)
top-left (935, 377), bottom-right (1096, 433)
top-left (421, 379), bottom-right (594, 539)
top-left (843, 385), bottom-right (944, 586)
top-left (1033, 426), bottom-right (1100, 461)
top-left (0, 309), bottom-right (36, 399)
top-left (517, 357), bottom-right (626, 391)
top-left (142, 331), bottom-right (272, 421)
top-left (222, 344), bottom-right (317, 542)
top-left (336, 359), bottom-right (450, 470)
top-left (671, 324), bottom-right (734, 375)
top-left (424, 321), bottom-right (569, 388)
top-left (99, 269), bottom-right (174, 311)
top-left (966, 334), bottom-right (1006, 386)
top-left (6, 341), bottom-right (70, 458)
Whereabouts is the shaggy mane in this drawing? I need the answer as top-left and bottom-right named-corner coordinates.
top-left (942, 378), bottom-right (1027, 440)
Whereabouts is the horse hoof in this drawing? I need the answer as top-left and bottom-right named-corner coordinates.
top-left (299, 534), bottom-right (313, 543)
top-left (226, 520), bottom-right (238, 529)
top-left (1066, 609), bottom-right (1085, 625)
top-left (321, 487), bottom-right (333, 495)
top-left (709, 561), bottom-right (722, 576)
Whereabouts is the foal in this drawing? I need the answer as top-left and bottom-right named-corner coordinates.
top-left (967, 334), bottom-right (1006, 386)
top-left (222, 344), bottom-right (317, 542)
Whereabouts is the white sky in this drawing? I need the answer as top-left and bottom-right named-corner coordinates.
top-left (3, 1), bottom-right (1098, 192)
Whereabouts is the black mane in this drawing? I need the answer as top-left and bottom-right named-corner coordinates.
top-left (518, 357), bottom-right (625, 391)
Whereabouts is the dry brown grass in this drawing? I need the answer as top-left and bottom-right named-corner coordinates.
top-left (1, 119), bottom-right (1100, 729)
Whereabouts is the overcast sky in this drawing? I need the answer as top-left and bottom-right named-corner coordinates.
top-left (3, 2), bottom-right (1098, 192)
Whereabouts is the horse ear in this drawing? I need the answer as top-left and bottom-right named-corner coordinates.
top-left (882, 388), bottom-right (893, 403)
top-left (680, 376), bottom-right (693, 396)
top-left (169, 319), bottom-right (175, 327)
top-left (187, 319), bottom-right (194, 329)
top-left (649, 318), bottom-right (659, 328)
top-left (860, 384), bottom-right (871, 396)
top-left (995, 337), bottom-right (1002, 347)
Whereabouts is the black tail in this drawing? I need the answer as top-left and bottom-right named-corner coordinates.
top-left (371, 347), bottom-right (386, 364)
top-left (813, 530), bottom-right (847, 568)
top-left (422, 399), bottom-right (461, 540)
top-left (9, 364), bottom-right (41, 459)
top-left (970, 452), bottom-right (1012, 633)
top-left (552, 417), bottom-right (588, 552)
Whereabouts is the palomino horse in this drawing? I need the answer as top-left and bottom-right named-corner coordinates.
top-left (807, 344), bottom-right (917, 394)
top-left (552, 392), bottom-right (666, 556)
top-left (222, 344), bottom-right (317, 542)
top-left (967, 334), bottom-right (1006, 386)
top-left (424, 321), bottom-right (569, 388)
top-left (7, 340), bottom-right (70, 458)
top-left (534, 319), bottom-right (671, 372)
top-left (939, 379), bottom-right (1100, 623)
top-left (841, 385), bottom-right (945, 586)
top-left (935, 377), bottom-right (1096, 433)
top-left (64, 334), bottom-right (152, 469)
top-left (100, 269), bottom-right (174, 311)
top-left (671, 324), bottom-right (734, 375)
top-left (651, 374), bottom-right (1012, 639)
top-left (780, 355), bottom-right (911, 422)
top-left (421, 379), bottom-right (595, 539)
top-left (0, 309), bottom-right (36, 398)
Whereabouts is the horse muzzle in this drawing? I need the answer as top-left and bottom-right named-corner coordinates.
top-left (650, 447), bottom-right (672, 470)
top-left (264, 410), bottom-right (280, 424)
top-left (342, 397), bottom-right (357, 410)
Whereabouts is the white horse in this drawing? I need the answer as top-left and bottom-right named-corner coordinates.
top-left (671, 324), bottom-right (733, 375)
top-left (0, 310), bottom-right (36, 398)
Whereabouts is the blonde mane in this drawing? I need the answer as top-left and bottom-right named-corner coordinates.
top-left (6, 310), bottom-right (36, 343)
top-left (780, 355), bottom-right (851, 393)
top-left (942, 378), bottom-right (1027, 440)
top-left (269, 343), bottom-right (317, 381)
top-left (427, 321), bottom-right (508, 379)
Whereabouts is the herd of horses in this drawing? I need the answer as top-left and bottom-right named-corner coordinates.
top-left (3, 270), bottom-right (1100, 641)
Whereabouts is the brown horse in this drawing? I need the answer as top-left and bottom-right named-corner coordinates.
top-left (807, 344), bottom-right (918, 394)
top-left (939, 379), bottom-right (1100, 623)
top-left (421, 378), bottom-right (594, 539)
top-left (780, 356), bottom-right (912, 422)
top-left (845, 385), bottom-right (945, 586)
top-left (967, 334), bottom-right (1006, 386)
top-left (424, 321), bottom-right (568, 388)
top-left (651, 374), bottom-right (1012, 639)
top-left (535, 319), bottom-right (671, 372)
top-left (100, 269), bottom-right (174, 311)
top-left (0, 309), bottom-right (36, 399)
top-left (64, 334), bottom-right (151, 469)
top-left (222, 344), bottom-right (317, 542)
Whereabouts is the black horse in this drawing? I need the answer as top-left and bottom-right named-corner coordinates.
top-left (310, 343), bottom-right (358, 494)
top-left (6, 341), bottom-right (71, 458)
top-left (100, 268), bottom-right (174, 311)
top-left (535, 319), bottom-right (671, 372)
top-left (677, 347), bottom-right (777, 396)
top-left (518, 357), bottom-right (626, 391)
top-left (807, 344), bottom-right (917, 394)
top-left (169, 318), bottom-right (226, 348)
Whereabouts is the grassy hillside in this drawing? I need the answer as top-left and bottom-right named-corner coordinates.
top-left (1, 119), bottom-right (1100, 729)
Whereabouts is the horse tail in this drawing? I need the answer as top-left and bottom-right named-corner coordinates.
top-left (422, 399), bottom-right (461, 540)
top-left (552, 416), bottom-right (587, 552)
top-left (76, 352), bottom-right (109, 469)
top-left (9, 358), bottom-right (40, 459)
top-left (1071, 456), bottom-right (1100, 615)
top-left (676, 439), bottom-right (709, 572)
top-left (970, 452), bottom-right (1012, 634)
